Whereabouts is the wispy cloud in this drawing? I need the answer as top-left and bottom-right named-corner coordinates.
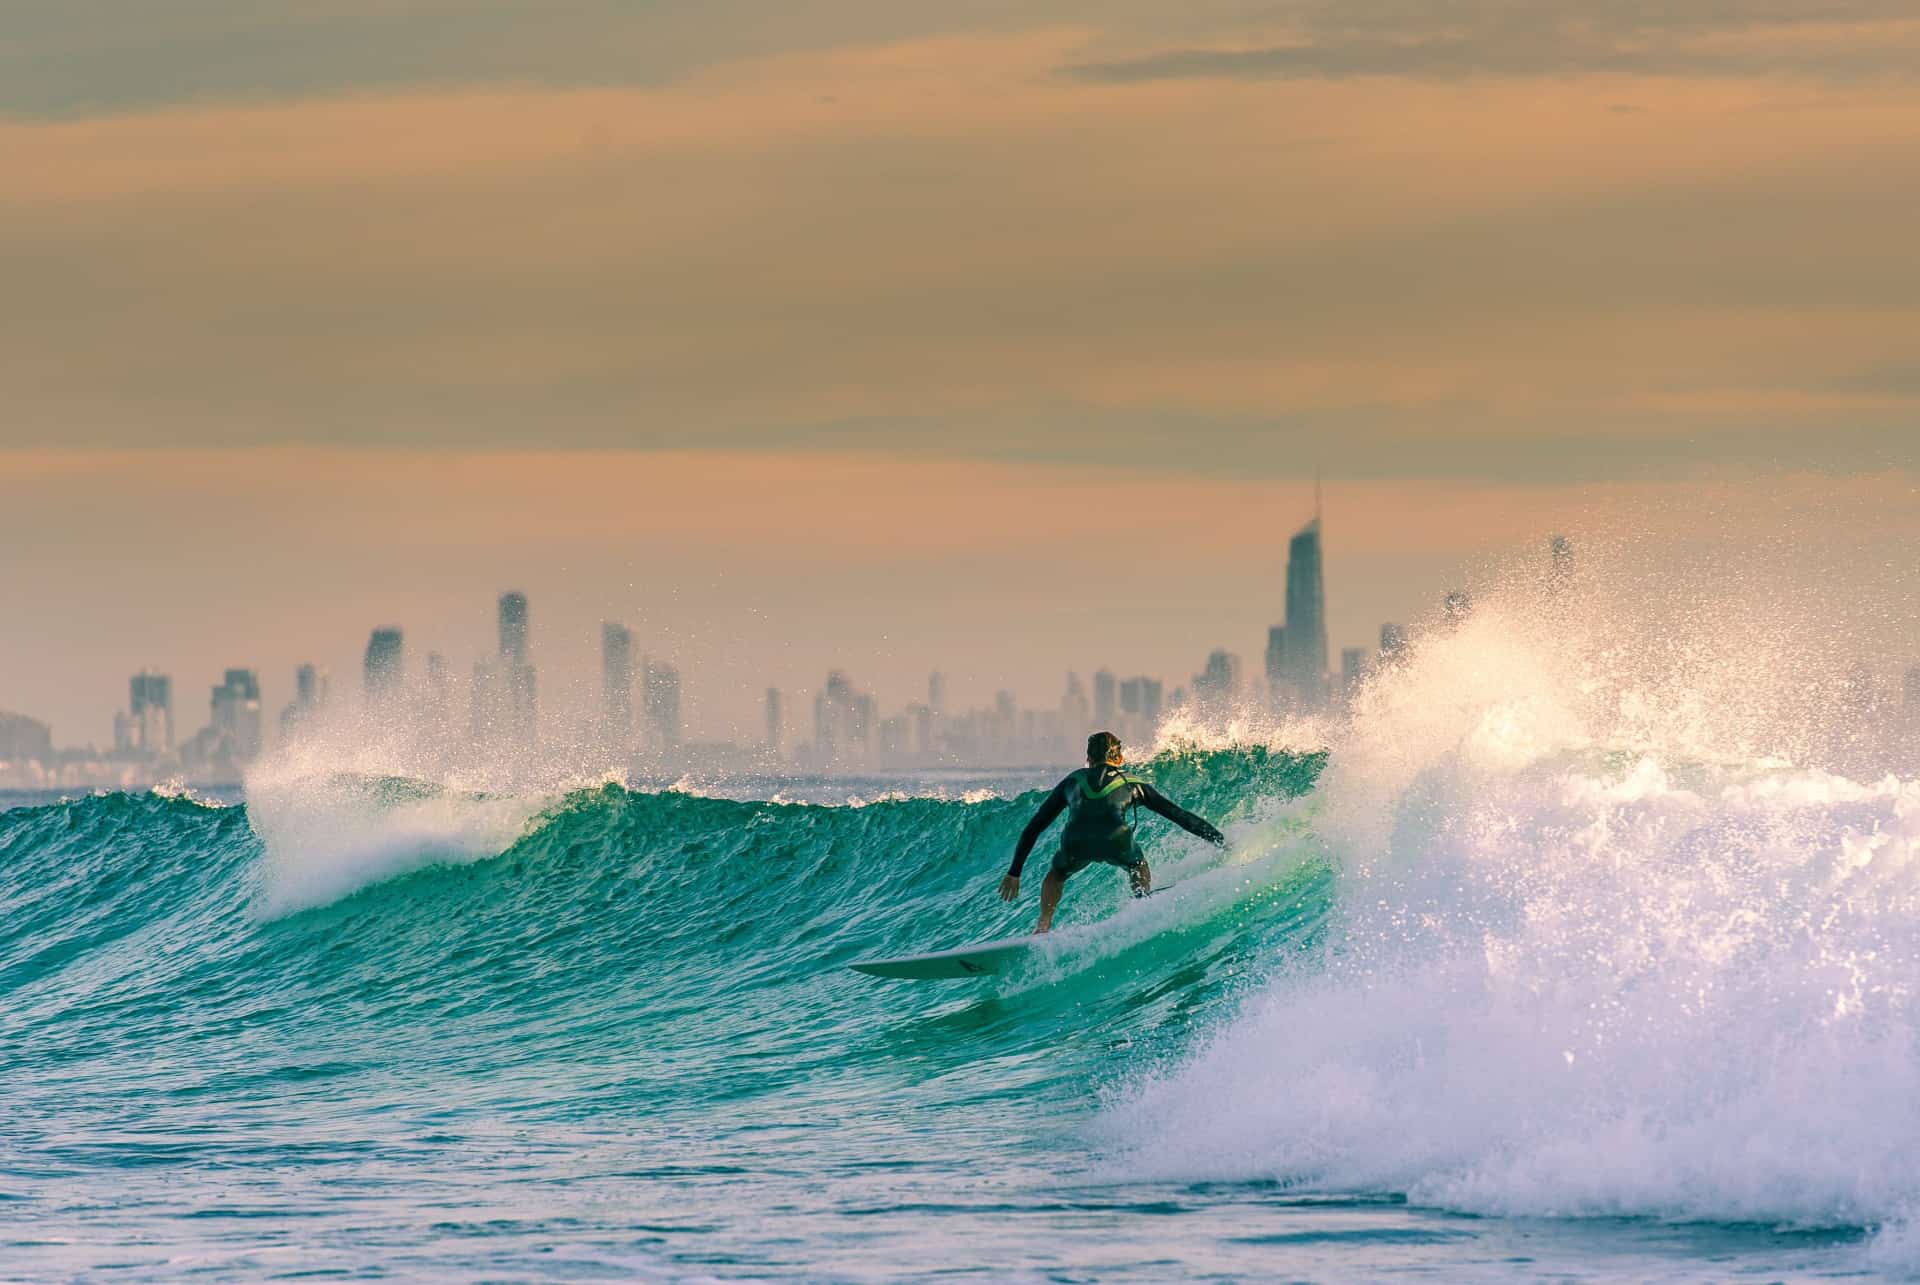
top-left (1, 22), bottom-right (1914, 478)
top-left (1064, 7), bottom-right (1920, 84)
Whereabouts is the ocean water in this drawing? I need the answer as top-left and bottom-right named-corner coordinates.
top-left (7, 586), bottom-right (1920, 1281)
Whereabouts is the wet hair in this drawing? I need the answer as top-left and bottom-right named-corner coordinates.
top-left (1086, 731), bottom-right (1122, 764)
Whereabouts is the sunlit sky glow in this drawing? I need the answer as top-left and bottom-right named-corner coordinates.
top-left (2, 1), bottom-right (1915, 744)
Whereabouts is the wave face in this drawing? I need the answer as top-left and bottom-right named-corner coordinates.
top-left (0, 749), bottom-right (1335, 1279)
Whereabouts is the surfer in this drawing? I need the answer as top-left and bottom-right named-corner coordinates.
top-left (998, 732), bottom-right (1226, 933)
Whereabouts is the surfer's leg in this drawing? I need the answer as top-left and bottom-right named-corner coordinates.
top-left (1035, 870), bottom-right (1067, 933)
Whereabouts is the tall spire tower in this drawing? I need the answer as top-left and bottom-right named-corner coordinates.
top-left (1282, 479), bottom-right (1328, 706)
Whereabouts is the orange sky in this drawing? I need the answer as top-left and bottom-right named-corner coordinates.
top-left (4, 449), bottom-right (1913, 744)
top-left (1, 4), bottom-right (1915, 743)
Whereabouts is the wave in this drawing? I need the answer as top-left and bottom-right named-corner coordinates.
top-left (1101, 554), bottom-right (1920, 1261)
top-left (0, 747), bottom-right (1328, 1127)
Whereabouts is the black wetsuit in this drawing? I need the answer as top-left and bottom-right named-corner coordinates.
top-left (1007, 765), bottom-right (1226, 886)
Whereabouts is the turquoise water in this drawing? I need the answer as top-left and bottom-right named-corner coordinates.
top-left (2, 736), bottom-right (1914, 1280)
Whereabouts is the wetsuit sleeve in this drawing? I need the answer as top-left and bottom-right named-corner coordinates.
top-left (1007, 783), bottom-right (1069, 877)
top-left (1136, 784), bottom-right (1226, 846)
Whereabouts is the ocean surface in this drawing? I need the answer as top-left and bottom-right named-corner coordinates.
top-left (7, 606), bottom-right (1920, 1281)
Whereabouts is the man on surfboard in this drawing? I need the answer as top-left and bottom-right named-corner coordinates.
top-left (998, 732), bottom-right (1226, 933)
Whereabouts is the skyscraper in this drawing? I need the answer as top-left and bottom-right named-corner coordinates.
top-left (765, 688), bottom-right (783, 755)
top-left (498, 591), bottom-right (529, 663)
top-left (281, 663), bottom-right (328, 737)
top-left (130, 670), bottom-right (173, 752)
top-left (1060, 672), bottom-right (1090, 741)
top-left (1340, 647), bottom-right (1368, 692)
top-left (1119, 676), bottom-right (1163, 729)
top-left (1548, 533), bottom-right (1575, 598)
top-left (1194, 649), bottom-right (1241, 714)
top-left (1093, 669), bottom-right (1117, 728)
top-left (295, 664), bottom-right (328, 708)
top-left (1264, 625), bottom-right (1287, 705)
top-left (1380, 622), bottom-right (1408, 657)
top-left (210, 668), bottom-right (263, 762)
top-left (1282, 517), bottom-right (1328, 703)
top-left (423, 653), bottom-right (450, 727)
top-left (815, 671), bottom-right (873, 766)
top-left (927, 672), bottom-right (946, 716)
top-left (494, 592), bottom-right (537, 745)
top-left (644, 659), bottom-right (682, 753)
top-left (364, 627), bottom-right (404, 700)
top-left (0, 713), bottom-right (53, 764)
top-left (602, 621), bottom-right (634, 738)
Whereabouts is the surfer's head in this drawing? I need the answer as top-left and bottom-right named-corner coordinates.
top-left (1087, 731), bottom-right (1123, 768)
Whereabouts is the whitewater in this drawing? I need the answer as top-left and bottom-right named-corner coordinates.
top-left (5, 559), bottom-right (1919, 1280)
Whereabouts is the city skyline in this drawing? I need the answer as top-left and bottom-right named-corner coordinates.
top-left (8, 509), bottom-right (1918, 786)
top-left (8, 449), bottom-right (1913, 764)
top-left (1, 496), bottom-right (1416, 776)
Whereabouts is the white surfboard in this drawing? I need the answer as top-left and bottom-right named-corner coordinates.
top-left (848, 882), bottom-right (1180, 980)
top-left (848, 933), bottom-right (1044, 979)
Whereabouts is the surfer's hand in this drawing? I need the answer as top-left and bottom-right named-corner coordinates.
top-left (998, 874), bottom-right (1020, 902)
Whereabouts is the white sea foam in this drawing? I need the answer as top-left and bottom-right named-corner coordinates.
top-left (245, 771), bottom-right (557, 915)
top-left (1103, 546), bottom-right (1920, 1257)
top-left (240, 705), bottom-right (626, 913)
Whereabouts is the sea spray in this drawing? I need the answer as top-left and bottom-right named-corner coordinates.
top-left (1102, 547), bottom-right (1920, 1256)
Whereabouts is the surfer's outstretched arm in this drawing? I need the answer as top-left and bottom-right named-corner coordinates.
top-left (1137, 785), bottom-right (1227, 846)
top-left (999, 782), bottom-right (1069, 900)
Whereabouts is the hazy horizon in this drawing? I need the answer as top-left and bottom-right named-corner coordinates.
top-left (5, 451), bottom-right (1915, 751)
top-left (3, 0), bottom-right (1917, 749)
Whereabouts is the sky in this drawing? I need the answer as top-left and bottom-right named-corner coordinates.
top-left (1, 0), bottom-right (1916, 746)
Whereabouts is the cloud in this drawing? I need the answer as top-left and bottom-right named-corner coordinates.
top-left (1064, 7), bottom-right (1920, 84)
top-left (1, 29), bottom-right (1916, 478)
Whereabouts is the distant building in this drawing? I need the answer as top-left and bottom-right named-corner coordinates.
top-left (364, 627), bottom-right (405, 700)
top-left (815, 671), bottom-right (873, 766)
top-left (130, 670), bottom-right (174, 752)
top-left (422, 653), bottom-right (451, 726)
top-left (602, 622), bottom-right (634, 738)
top-left (296, 663), bottom-right (328, 708)
top-left (1264, 625), bottom-right (1287, 703)
top-left (499, 591), bottom-right (529, 663)
top-left (0, 712), bottom-right (53, 764)
top-left (1380, 622), bottom-right (1408, 658)
top-left (280, 663), bottom-right (328, 737)
top-left (907, 702), bottom-right (934, 757)
top-left (1060, 672), bottom-right (1090, 741)
top-left (644, 659), bottom-right (682, 753)
top-left (928, 672), bottom-right (946, 716)
top-left (505, 663), bottom-right (538, 745)
top-left (1341, 647), bottom-right (1369, 692)
top-left (470, 660), bottom-right (502, 743)
top-left (1549, 534), bottom-right (1574, 593)
top-left (1281, 517), bottom-right (1328, 704)
top-left (1194, 649), bottom-right (1241, 715)
top-left (765, 688), bottom-right (783, 755)
top-left (1119, 676), bottom-right (1163, 725)
top-left (1093, 669), bottom-right (1118, 728)
top-left (210, 668), bottom-right (263, 763)
top-left (497, 593), bottom-right (537, 745)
